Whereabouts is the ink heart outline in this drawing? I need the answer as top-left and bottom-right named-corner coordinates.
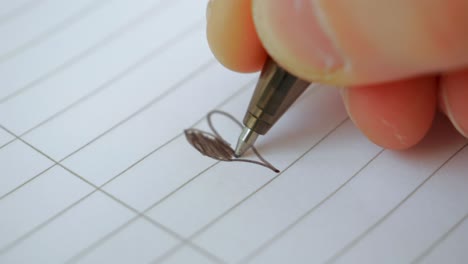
top-left (184, 110), bottom-right (279, 173)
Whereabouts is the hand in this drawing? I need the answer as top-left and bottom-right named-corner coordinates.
top-left (206, 0), bottom-right (468, 149)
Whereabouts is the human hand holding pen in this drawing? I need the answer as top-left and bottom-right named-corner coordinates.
top-left (206, 0), bottom-right (468, 150)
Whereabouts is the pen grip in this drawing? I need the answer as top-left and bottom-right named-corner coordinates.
top-left (244, 58), bottom-right (310, 134)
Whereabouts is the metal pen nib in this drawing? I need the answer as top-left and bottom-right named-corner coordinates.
top-left (234, 127), bottom-right (259, 157)
top-left (234, 57), bottom-right (310, 157)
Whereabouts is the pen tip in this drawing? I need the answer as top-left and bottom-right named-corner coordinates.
top-left (234, 142), bottom-right (247, 158)
top-left (234, 127), bottom-right (259, 158)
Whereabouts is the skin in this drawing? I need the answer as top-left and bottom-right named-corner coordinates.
top-left (206, 0), bottom-right (468, 149)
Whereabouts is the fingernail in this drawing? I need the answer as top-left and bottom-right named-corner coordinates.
top-left (340, 87), bottom-right (355, 122)
top-left (441, 87), bottom-right (468, 138)
top-left (340, 87), bottom-right (349, 108)
top-left (206, 0), bottom-right (213, 22)
top-left (253, 0), bottom-right (345, 80)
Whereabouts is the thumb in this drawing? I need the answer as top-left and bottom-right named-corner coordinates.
top-left (252, 0), bottom-right (468, 85)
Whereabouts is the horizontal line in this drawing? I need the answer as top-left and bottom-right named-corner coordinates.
top-left (66, 79), bottom-right (256, 263)
top-left (411, 211), bottom-right (468, 264)
top-left (0, 163), bottom-right (55, 201)
top-left (325, 143), bottom-right (468, 264)
top-left (0, 71), bottom-right (254, 263)
top-left (0, 1), bottom-right (242, 262)
top-left (0, 128), bottom-right (16, 149)
top-left (56, 59), bottom-right (215, 162)
top-left (0, 187), bottom-right (99, 255)
top-left (0, 0), bottom-right (111, 64)
top-left (0, 0), bottom-right (174, 104)
top-left (0, 0), bottom-right (45, 26)
top-left (99, 78), bottom-right (254, 189)
top-left (158, 118), bottom-right (349, 261)
top-left (0, 124), bottom-right (223, 263)
top-left (0, 20), bottom-right (203, 159)
top-left (0, 59), bottom-right (215, 250)
top-left (0, 39), bottom-right (210, 201)
top-left (64, 161), bottom-right (220, 264)
top-left (21, 21), bottom-right (204, 139)
top-left (140, 215), bottom-right (226, 264)
top-left (64, 214), bottom-right (139, 264)
top-left (241, 145), bottom-right (384, 264)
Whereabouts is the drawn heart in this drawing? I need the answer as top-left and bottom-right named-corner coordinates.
top-left (184, 110), bottom-right (279, 173)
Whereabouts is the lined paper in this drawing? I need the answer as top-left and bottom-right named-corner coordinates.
top-left (0, 0), bottom-right (42, 25)
top-left (0, 127), bottom-right (13, 147)
top-left (0, 1), bottom-right (467, 263)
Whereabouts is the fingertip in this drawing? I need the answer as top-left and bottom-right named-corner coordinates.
top-left (206, 0), bottom-right (267, 73)
top-left (252, 0), bottom-right (350, 84)
top-left (439, 69), bottom-right (468, 138)
top-left (252, 0), bottom-right (468, 86)
top-left (343, 77), bottom-right (438, 149)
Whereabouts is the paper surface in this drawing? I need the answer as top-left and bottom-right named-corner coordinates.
top-left (0, 1), bottom-right (467, 263)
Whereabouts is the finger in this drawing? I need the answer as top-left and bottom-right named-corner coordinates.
top-left (439, 69), bottom-right (468, 138)
top-left (206, 0), bottom-right (267, 73)
top-left (252, 0), bottom-right (468, 85)
top-left (342, 76), bottom-right (437, 149)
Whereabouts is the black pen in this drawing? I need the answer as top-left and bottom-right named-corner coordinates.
top-left (234, 58), bottom-right (311, 157)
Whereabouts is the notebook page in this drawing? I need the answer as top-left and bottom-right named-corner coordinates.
top-left (0, 1), bottom-right (467, 264)
top-left (0, 0), bottom-right (42, 25)
top-left (0, 127), bottom-right (13, 147)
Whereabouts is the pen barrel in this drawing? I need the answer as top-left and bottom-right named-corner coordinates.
top-left (243, 58), bottom-right (310, 135)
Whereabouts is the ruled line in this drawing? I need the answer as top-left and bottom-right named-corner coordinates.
top-left (151, 117), bottom-right (351, 263)
top-left (64, 80), bottom-right (256, 263)
top-left (0, 0), bottom-right (111, 63)
top-left (0, 19), bottom-right (203, 152)
top-left (0, 0), bottom-right (175, 104)
top-left (0, 60), bottom-right (217, 244)
top-left (0, 74), bottom-right (254, 263)
top-left (64, 163), bottom-right (221, 264)
top-left (73, 86), bottom-right (332, 260)
top-left (0, 186), bottom-right (98, 255)
top-left (0, 0), bottom-right (46, 26)
top-left (0, 163), bottom-right (55, 201)
top-left (0, 128), bottom-right (15, 150)
top-left (0, 122), bottom-right (224, 264)
top-left (236, 147), bottom-right (384, 264)
top-left (324, 143), bottom-right (468, 264)
top-left (67, 79), bottom-right (336, 264)
top-left (0, 138), bottom-right (15, 150)
top-left (411, 211), bottom-right (468, 264)
top-left (0, 24), bottom-right (209, 202)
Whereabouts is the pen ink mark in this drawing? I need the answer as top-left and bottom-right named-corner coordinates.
top-left (184, 110), bottom-right (279, 173)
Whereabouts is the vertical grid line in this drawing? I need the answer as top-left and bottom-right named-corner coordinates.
top-left (63, 79), bottom-right (257, 263)
top-left (154, 119), bottom-right (353, 264)
top-left (0, 76), bottom-right (256, 263)
top-left (64, 163), bottom-right (221, 264)
top-left (0, 19), bottom-right (205, 201)
top-left (0, 127), bottom-right (16, 150)
top-left (0, 124), bottom-right (224, 263)
top-left (0, 57), bottom-right (213, 201)
top-left (0, 59), bottom-right (217, 250)
top-left (239, 147), bottom-right (385, 264)
top-left (0, 187), bottom-right (100, 255)
top-left (0, 60), bottom-right (219, 250)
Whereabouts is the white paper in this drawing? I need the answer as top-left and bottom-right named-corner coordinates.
top-left (0, 1), bottom-right (467, 263)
